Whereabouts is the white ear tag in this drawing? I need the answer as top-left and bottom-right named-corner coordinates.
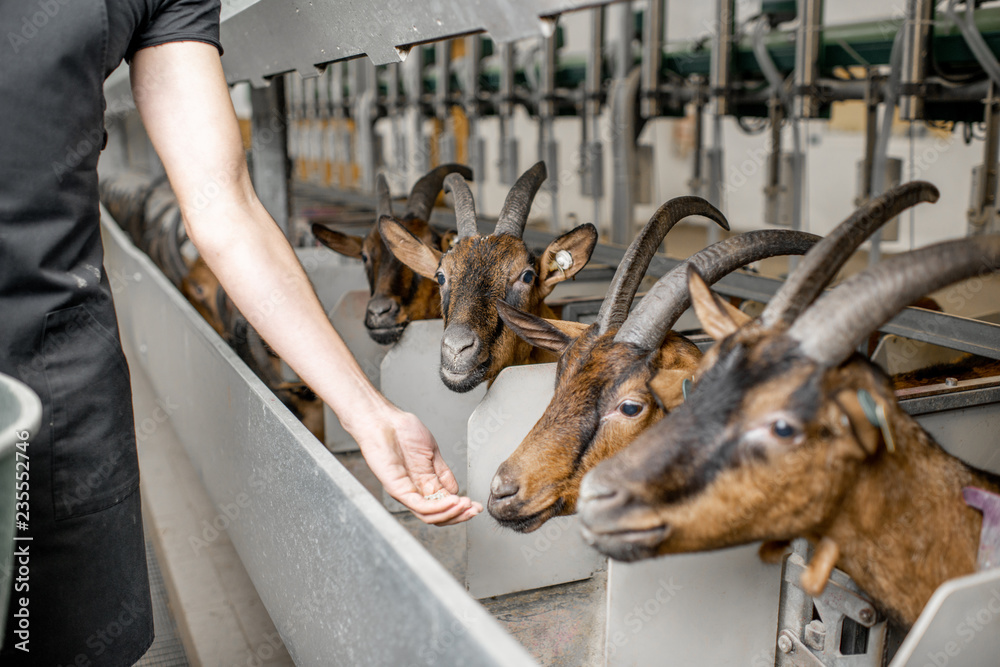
top-left (554, 250), bottom-right (574, 271)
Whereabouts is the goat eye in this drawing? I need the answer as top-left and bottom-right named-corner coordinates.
top-left (619, 400), bottom-right (644, 417)
top-left (520, 270), bottom-right (536, 285)
top-left (772, 420), bottom-right (797, 438)
top-left (435, 272), bottom-right (446, 286)
top-left (360, 252), bottom-right (369, 263)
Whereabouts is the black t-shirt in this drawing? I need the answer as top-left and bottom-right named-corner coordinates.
top-left (105, 0), bottom-right (223, 77)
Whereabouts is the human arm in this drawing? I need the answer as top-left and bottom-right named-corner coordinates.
top-left (129, 41), bottom-right (480, 525)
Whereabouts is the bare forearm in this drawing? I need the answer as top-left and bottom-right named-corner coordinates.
top-left (187, 196), bottom-right (387, 433)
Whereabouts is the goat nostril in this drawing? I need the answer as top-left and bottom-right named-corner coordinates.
top-left (490, 475), bottom-right (519, 501)
top-left (578, 475), bottom-right (618, 504)
top-left (367, 299), bottom-right (396, 317)
top-left (442, 326), bottom-right (478, 358)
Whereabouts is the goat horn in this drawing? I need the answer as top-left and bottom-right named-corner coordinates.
top-left (614, 230), bottom-right (822, 349)
top-left (404, 163), bottom-right (474, 223)
top-left (760, 181), bottom-right (939, 329)
top-left (494, 161), bottom-right (547, 238)
top-left (595, 197), bottom-right (730, 334)
top-left (789, 235), bottom-right (1000, 368)
top-left (444, 173), bottom-right (479, 240)
top-left (376, 173), bottom-right (393, 221)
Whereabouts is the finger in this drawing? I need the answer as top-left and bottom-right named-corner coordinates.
top-left (394, 491), bottom-right (468, 518)
top-left (432, 449), bottom-right (460, 495)
top-left (437, 504), bottom-right (483, 526)
top-left (412, 497), bottom-right (474, 525)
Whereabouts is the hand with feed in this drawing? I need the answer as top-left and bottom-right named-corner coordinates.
top-left (350, 404), bottom-right (482, 526)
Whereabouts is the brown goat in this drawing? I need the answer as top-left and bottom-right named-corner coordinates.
top-left (487, 183), bottom-right (940, 532)
top-left (578, 235), bottom-right (1000, 630)
top-left (379, 162), bottom-right (599, 392)
top-left (181, 256), bottom-right (227, 336)
top-left (312, 164), bottom-right (470, 344)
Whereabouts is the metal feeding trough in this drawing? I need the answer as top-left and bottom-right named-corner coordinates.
top-left (0, 373), bottom-right (41, 649)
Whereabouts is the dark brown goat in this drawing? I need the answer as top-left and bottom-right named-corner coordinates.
top-left (579, 235), bottom-right (1000, 630)
top-left (487, 183), bottom-right (940, 532)
top-left (312, 164), bottom-right (469, 344)
top-left (379, 162), bottom-right (599, 392)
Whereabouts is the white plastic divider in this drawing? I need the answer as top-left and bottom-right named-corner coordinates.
top-left (605, 546), bottom-right (782, 666)
top-left (296, 247), bottom-right (367, 313)
top-left (379, 319), bottom-right (488, 512)
top-left (891, 567), bottom-right (1000, 666)
top-left (101, 213), bottom-right (535, 666)
top-left (465, 364), bottom-right (605, 599)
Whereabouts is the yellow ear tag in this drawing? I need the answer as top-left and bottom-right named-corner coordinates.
top-left (857, 389), bottom-right (896, 454)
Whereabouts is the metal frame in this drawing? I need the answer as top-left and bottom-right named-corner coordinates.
top-left (218, 0), bottom-right (628, 87)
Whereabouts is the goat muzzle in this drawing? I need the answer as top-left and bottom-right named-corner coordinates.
top-left (578, 471), bottom-right (672, 561)
top-left (439, 323), bottom-right (488, 391)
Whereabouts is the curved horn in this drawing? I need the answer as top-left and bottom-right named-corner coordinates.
top-left (404, 163), bottom-right (474, 222)
top-left (594, 197), bottom-right (730, 334)
top-left (760, 181), bottom-right (939, 329)
top-left (494, 161), bottom-right (547, 238)
top-left (615, 230), bottom-right (822, 349)
top-left (376, 173), bottom-right (393, 221)
top-left (789, 235), bottom-right (1000, 368)
top-left (444, 173), bottom-right (479, 240)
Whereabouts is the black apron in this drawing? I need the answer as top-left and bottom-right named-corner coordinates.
top-left (0, 1), bottom-right (154, 664)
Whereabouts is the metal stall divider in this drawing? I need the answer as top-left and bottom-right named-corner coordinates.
top-left (891, 568), bottom-right (1000, 666)
top-left (605, 548), bottom-right (782, 666)
top-left (100, 211), bottom-right (536, 666)
top-left (466, 364), bottom-right (605, 599)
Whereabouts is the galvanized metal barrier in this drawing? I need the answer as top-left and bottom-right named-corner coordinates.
top-left (100, 211), bottom-right (535, 666)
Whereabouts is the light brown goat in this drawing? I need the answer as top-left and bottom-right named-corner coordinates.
top-left (488, 183), bottom-right (939, 533)
top-left (379, 162), bottom-right (599, 392)
top-left (312, 164), bottom-right (469, 344)
top-left (579, 235), bottom-right (1000, 630)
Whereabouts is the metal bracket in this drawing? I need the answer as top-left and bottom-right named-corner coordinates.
top-left (776, 546), bottom-right (888, 667)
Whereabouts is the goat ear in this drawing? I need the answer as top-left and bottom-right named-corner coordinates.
top-left (378, 215), bottom-right (441, 279)
top-left (439, 230), bottom-right (457, 252)
top-left (834, 389), bottom-right (882, 456)
top-left (538, 224), bottom-right (599, 292)
top-left (689, 268), bottom-right (751, 340)
top-left (312, 224), bottom-right (364, 259)
top-left (495, 300), bottom-right (585, 354)
top-left (648, 367), bottom-right (691, 411)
